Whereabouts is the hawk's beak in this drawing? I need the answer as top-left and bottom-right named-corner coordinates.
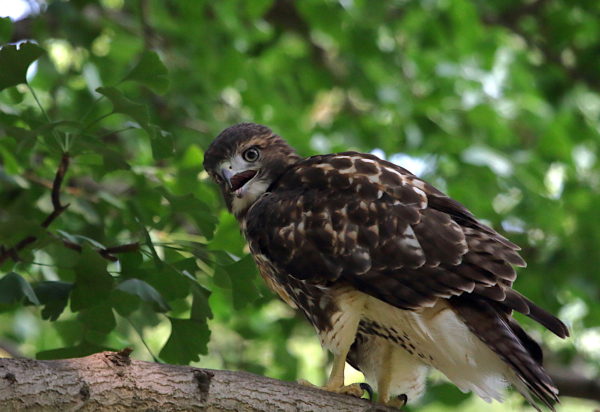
top-left (221, 168), bottom-right (234, 189)
top-left (221, 168), bottom-right (258, 194)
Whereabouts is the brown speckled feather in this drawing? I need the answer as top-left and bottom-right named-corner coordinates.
top-left (245, 152), bottom-right (566, 337)
top-left (243, 151), bottom-right (568, 409)
top-left (205, 125), bottom-right (568, 410)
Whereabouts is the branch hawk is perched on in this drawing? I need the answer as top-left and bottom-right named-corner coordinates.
top-left (203, 123), bottom-right (569, 410)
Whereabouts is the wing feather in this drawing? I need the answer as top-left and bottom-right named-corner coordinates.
top-left (245, 152), bottom-right (567, 336)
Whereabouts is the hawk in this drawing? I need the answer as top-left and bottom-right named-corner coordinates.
top-left (203, 123), bottom-right (569, 410)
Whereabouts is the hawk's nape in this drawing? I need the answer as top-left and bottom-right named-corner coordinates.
top-left (203, 123), bottom-right (569, 410)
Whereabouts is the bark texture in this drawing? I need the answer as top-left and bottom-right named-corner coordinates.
top-left (0, 350), bottom-right (396, 412)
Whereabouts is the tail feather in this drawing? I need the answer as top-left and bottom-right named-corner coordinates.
top-left (451, 295), bottom-right (559, 411)
top-left (502, 290), bottom-right (570, 338)
top-left (508, 317), bottom-right (544, 364)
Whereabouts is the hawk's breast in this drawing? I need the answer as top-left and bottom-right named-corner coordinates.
top-left (248, 241), bottom-right (341, 334)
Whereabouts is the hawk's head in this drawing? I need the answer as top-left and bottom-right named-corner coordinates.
top-left (204, 123), bottom-right (301, 218)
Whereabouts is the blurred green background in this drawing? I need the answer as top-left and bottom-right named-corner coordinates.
top-left (0, 1), bottom-right (598, 410)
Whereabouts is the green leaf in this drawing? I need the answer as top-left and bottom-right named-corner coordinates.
top-left (84, 90), bottom-right (172, 158)
top-left (70, 246), bottom-right (114, 312)
top-left (129, 201), bottom-right (162, 268)
top-left (0, 144), bottom-right (22, 174)
top-left (33, 281), bottom-right (72, 321)
top-left (77, 304), bottom-right (116, 334)
top-left (0, 272), bottom-right (40, 305)
top-left (119, 251), bottom-right (143, 275)
top-left (212, 263), bottom-right (232, 289)
top-left (228, 255), bottom-right (260, 310)
top-left (54, 320), bottom-right (84, 346)
top-left (208, 211), bottom-right (246, 256)
top-left (244, 0), bottom-right (274, 18)
top-left (0, 215), bottom-right (45, 245)
top-left (123, 50), bottom-right (170, 94)
top-left (116, 278), bottom-right (171, 312)
top-left (169, 256), bottom-right (199, 276)
top-left (96, 86), bottom-right (150, 127)
top-left (213, 255), bottom-right (260, 310)
top-left (0, 41), bottom-right (44, 91)
top-left (0, 17), bottom-right (13, 43)
top-left (102, 148), bottom-right (132, 170)
top-left (148, 124), bottom-right (174, 159)
top-left (110, 289), bottom-right (141, 316)
top-left (160, 190), bottom-right (218, 239)
top-left (145, 264), bottom-right (190, 301)
top-left (159, 317), bottom-right (210, 364)
top-left (7, 86), bottom-right (24, 104)
top-left (191, 283), bottom-right (213, 321)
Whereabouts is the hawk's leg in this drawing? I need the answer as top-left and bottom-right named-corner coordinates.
top-left (376, 342), bottom-right (408, 408)
top-left (325, 348), bottom-right (347, 388)
top-left (298, 288), bottom-right (370, 398)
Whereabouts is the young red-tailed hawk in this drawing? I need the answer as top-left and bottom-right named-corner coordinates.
top-left (203, 123), bottom-right (568, 410)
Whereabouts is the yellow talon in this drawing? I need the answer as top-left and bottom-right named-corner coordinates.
top-left (327, 382), bottom-right (365, 398)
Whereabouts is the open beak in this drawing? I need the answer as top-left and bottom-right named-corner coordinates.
top-left (221, 168), bottom-right (258, 194)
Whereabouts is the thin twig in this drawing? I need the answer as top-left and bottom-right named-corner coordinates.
top-left (126, 317), bottom-right (161, 363)
top-left (79, 95), bottom-right (105, 124)
top-left (81, 112), bottom-right (114, 134)
top-left (0, 153), bottom-right (71, 264)
top-left (102, 243), bottom-right (141, 255)
top-left (60, 238), bottom-right (140, 262)
top-left (41, 153), bottom-right (71, 228)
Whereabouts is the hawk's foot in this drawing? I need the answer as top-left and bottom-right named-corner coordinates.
top-left (297, 379), bottom-right (369, 398)
top-left (383, 393), bottom-right (407, 409)
top-left (327, 382), bottom-right (365, 398)
top-left (359, 382), bottom-right (375, 401)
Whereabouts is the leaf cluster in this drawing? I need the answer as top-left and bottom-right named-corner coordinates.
top-left (0, 1), bottom-right (599, 408)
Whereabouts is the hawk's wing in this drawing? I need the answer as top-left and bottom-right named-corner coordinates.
top-left (245, 152), bottom-right (568, 338)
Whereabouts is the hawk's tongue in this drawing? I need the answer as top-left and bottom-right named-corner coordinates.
top-left (230, 170), bottom-right (257, 191)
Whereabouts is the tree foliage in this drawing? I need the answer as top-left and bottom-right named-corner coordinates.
top-left (0, 1), bottom-right (598, 410)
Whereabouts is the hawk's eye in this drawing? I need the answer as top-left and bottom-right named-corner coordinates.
top-left (242, 147), bottom-right (260, 162)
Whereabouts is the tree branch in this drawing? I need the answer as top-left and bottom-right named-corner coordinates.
top-left (548, 366), bottom-right (600, 403)
top-left (0, 351), bottom-right (396, 412)
top-left (60, 239), bottom-right (140, 262)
